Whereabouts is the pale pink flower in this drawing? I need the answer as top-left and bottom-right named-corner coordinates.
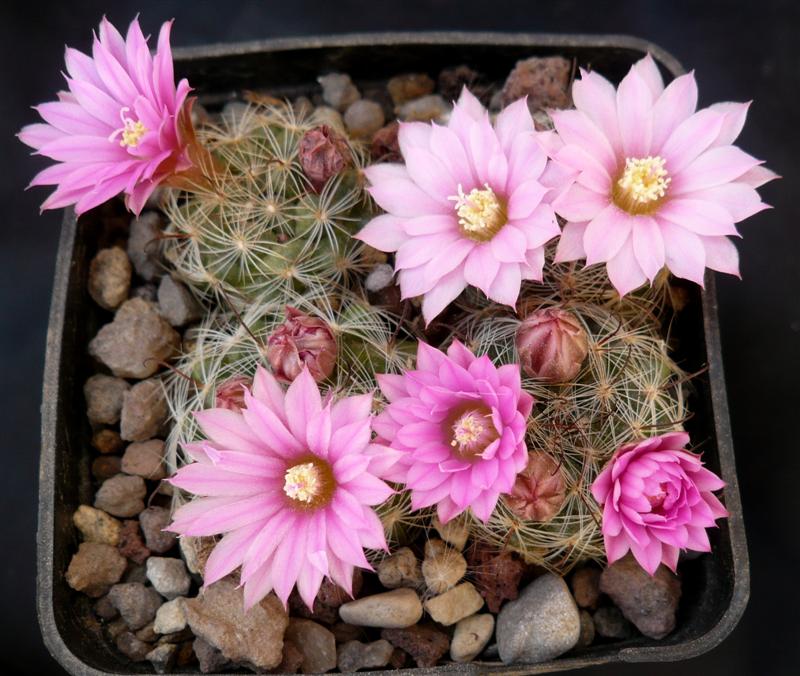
top-left (374, 340), bottom-right (533, 523)
top-left (547, 54), bottom-right (777, 295)
top-left (357, 88), bottom-right (562, 324)
top-left (591, 432), bottom-right (728, 574)
top-left (167, 366), bottom-right (393, 610)
top-left (19, 17), bottom-right (194, 215)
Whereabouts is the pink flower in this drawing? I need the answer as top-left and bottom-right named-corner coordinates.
top-left (266, 307), bottom-right (338, 384)
top-left (357, 88), bottom-right (561, 324)
top-left (167, 366), bottom-right (393, 610)
top-left (547, 54), bottom-right (777, 295)
top-left (591, 432), bottom-right (728, 575)
top-left (374, 340), bottom-right (533, 523)
top-left (19, 17), bottom-right (194, 215)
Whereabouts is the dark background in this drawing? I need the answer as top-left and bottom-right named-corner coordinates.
top-left (2, 1), bottom-right (797, 674)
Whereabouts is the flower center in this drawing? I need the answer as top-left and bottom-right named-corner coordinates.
top-left (108, 107), bottom-right (148, 148)
top-left (448, 183), bottom-right (507, 242)
top-left (282, 457), bottom-right (335, 510)
top-left (613, 156), bottom-right (670, 215)
top-left (445, 403), bottom-right (499, 460)
top-left (646, 481), bottom-right (670, 512)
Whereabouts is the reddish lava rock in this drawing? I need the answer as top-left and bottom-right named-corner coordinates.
top-left (466, 544), bottom-right (526, 613)
top-left (381, 625), bottom-right (450, 668)
top-left (500, 56), bottom-right (573, 111)
top-left (370, 122), bottom-right (400, 162)
top-left (117, 519), bottom-right (151, 565)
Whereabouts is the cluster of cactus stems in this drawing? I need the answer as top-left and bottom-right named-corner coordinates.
top-left (162, 97), bottom-right (688, 575)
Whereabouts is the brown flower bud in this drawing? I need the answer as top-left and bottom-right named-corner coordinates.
top-left (515, 307), bottom-right (589, 382)
top-left (214, 375), bottom-right (252, 412)
top-left (504, 452), bottom-right (566, 522)
top-left (298, 125), bottom-right (351, 192)
top-left (267, 307), bottom-right (337, 384)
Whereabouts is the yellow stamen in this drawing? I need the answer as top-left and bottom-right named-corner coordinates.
top-left (451, 413), bottom-right (485, 448)
top-left (448, 183), bottom-right (507, 241)
top-left (109, 107), bottom-right (148, 148)
top-left (614, 156), bottom-right (670, 214)
top-left (283, 462), bottom-right (320, 503)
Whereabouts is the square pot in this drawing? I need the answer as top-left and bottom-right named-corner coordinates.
top-left (37, 32), bottom-right (749, 675)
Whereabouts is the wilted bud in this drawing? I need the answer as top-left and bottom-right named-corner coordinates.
top-left (267, 307), bottom-right (337, 384)
top-left (298, 125), bottom-right (351, 192)
top-left (504, 452), bottom-right (566, 522)
top-left (515, 307), bottom-right (589, 382)
top-left (214, 375), bottom-right (252, 413)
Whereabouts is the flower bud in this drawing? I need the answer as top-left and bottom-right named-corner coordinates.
top-left (515, 307), bottom-right (589, 382)
top-left (267, 307), bottom-right (337, 384)
top-left (298, 125), bottom-right (351, 192)
top-left (504, 452), bottom-right (566, 522)
top-left (214, 375), bottom-right (252, 413)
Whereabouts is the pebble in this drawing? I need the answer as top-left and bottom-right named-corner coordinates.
top-left (285, 619), bottom-right (337, 673)
top-left (370, 121), bottom-right (400, 161)
top-left (146, 643), bottom-right (177, 674)
top-left (94, 594), bottom-right (119, 620)
top-left (381, 625), bottom-right (449, 668)
top-left (496, 573), bottom-right (581, 665)
top-left (432, 513), bottom-right (470, 551)
top-left (179, 535), bottom-right (216, 576)
top-left (422, 539), bottom-right (467, 593)
top-left (65, 542), bottom-right (127, 598)
top-left (318, 73), bottom-right (361, 111)
top-left (575, 609), bottom-right (596, 648)
top-left (118, 519), bottom-right (151, 564)
top-left (128, 212), bottom-right (165, 281)
top-left (89, 298), bottom-right (180, 379)
top-left (337, 639), bottom-right (394, 672)
top-left (466, 544), bottom-right (526, 613)
top-left (88, 247), bottom-right (132, 311)
top-left (84, 374), bottom-right (130, 426)
top-left (92, 455), bottom-right (122, 481)
top-left (396, 94), bottom-right (450, 122)
top-left (183, 577), bottom-right (289, 670)
top-left (116, 632), bottom-right (150, 662)
top-left (438, 65), bottom-right (490, 102)
top-left (146, 557), bottom-right (191, 600)
top-left (122, 439), bottom-right (167, 480)
top-left (94, 474), bottom-right (147, 518)
top-left (193, 637), bottom-right (230, 674)
top-left (339, 588), bottom-right (423, 628)
top-left (290, 570), bottom-right (363, 624)
top-left (450, 613), bottom-right (495, 662)
top-left (365, 264), bottom-right (396, 294)
top-left (135, 621), bottom-right (159, 642)
top-left (500, 56), bottom-right (573, 111)
top-left (132, 283), bottom-right (158, 303)
top-left (105, 618), bottom-right (128, 642)
top-left (424, 582), bottom-right (484, 626)
top-left (571, 566), bottom-right (601, 609)
top-left (277, 638), bottom-right (304, 674)
top-left (593, 605), bottom-right (633, 639)
top-left (139, 506), bottom-right (177, 554)
top-left (108, 582), bottom-right (164, 630)
top-left (344, 99), bottom-right (385, 139)
top-left (120, 378), bottom-right (168, 442)
top-left (124, 563), bottom-right (149, 585)
top-left (73, 505), bottom-right (122, 546)
top-left (599, 554), bottom-right (681, 639)
top-left (157, 276), bottom-right (202, 327)
top-left (312, 106), bottom-right (346, 133)
top-left (377, 547), bottom-right (423, 590)
top-left (91, 428), bottom-right (124, 454)
top-left (387, 73), bottom-right (435, 105)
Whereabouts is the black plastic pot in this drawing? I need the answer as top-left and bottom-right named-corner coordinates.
top-left (38, 32), bottom-right (749, 675)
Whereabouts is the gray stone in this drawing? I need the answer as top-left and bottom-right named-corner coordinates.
top-left (285, 619), bottom-right (337, 673)
top-left (122, 439), bottom-right (167, 479)
top-left (593, 605), bottom-right (632, 639)
top-left (451, 613), bottom-right (495, 662)
top-left (397, 94), bottom-right (450, 122)
top-left (94, 594), bottom-right (119, 620)
top-left (84, 374), bottom-right (130, 426)
top-left (94, 474), bottom-right (147, 518)
top-left (496, 573), bottom-right (580, 665)
top-left (157, 276), bottom-right (202, 327)
top-left (72, 505), bottom-right (122, 546)
top-left (599, 554), bottom-right (681, 639)
top-left (146, 643), bottom-right (177, 674)
top-left (146, 557), bottom-right (191, 600)
top-left (432, 513), bottom-right (470, 551)
top-left (120, 378), bottom-right (168, 442)
top-left (337, 639), bottom-right (394, 672)
top-left (89, 298), bottom-right (180, 379)
top-left (365, 264), bottom-right (395, 293)
top-left (184, 577), bottom-right (289, 671)
top-left (89, 247), bottom-right (132, 311)
top-left (65, 542), bottom-right (127, 598)
top-left (422, 539), bottom-right (467, 594)
top-left (108, 582), bottom-right (163, 630)
top-left (377, 547), bottom-right (423, 590)
top-left (423, 582), bottom-right (484, 626)
top-left (575, 610), bottom-right (596, 648)
top-left (154, 598), bottom-right (188, 635)
top-left (139, 506), bottom-right (177, 554)
top-left (193, 637), bottom-right (230, 673)
top-left (179, 535), bottom-right (215, 576)
top-left (131, 283), bottom-right (158, 302)
top-left (128, 212), bottom-right (165, 281)
top-left (344, 99), bottom-right (385, 139)
top-left (318, 73), bottom-right (360, 111)
top-left (339, 589), bottom-right (423, 628)
top-left (116, 631), bottom-right (150, 662)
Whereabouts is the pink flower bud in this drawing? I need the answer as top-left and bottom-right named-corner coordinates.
top-left (298, 125), bottom-right (351, 192)
top-left (515, 307), bottom-right (589, 382)
top-left (267, 307), bottom-right (337, 384)
top-left (214, 375), bottom-right (253, 413)
top-left (504, 452), bottom-right (566, 522)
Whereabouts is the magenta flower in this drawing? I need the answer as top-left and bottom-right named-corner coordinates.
top-left (19, 17), bottom-right (194, 215)
top-left (591, 432), bottom-right (728, 574)
top-left (167, 366), bottom-right (393, 610)
top-left (357, 88), bottom-right (561, 324)
top-left (374, 340), bottom-right (533, 523)
top-left (547, 55), bottom-right (777, 295)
